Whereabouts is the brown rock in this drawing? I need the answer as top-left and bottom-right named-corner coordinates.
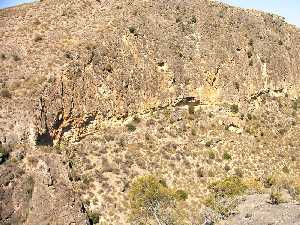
top-left (0, 0), bottom-right (299, 145)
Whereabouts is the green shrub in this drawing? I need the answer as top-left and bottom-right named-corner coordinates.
top-left (126, 123), bottom-right (136, 132)
top-left (270, 190), bottom-right (284, 205)
top-left (223, 152), bottom-right (232, 160)
top-left (191, 128), bottom-right (197, 136)
top-left (175, 190), bottom-right (188, 201)
top-left (209, 176), bottom-right (246, 198)
top-left (205, 176), bottom-right (247, 216)
top-left (282, 165), bottom-right (289, 174)
top-left (87, 211), bottom-right (100, 225)
top-left (205, 195), bottom-right (238, 217)
top-left (230, 104), bottom-right (239, 114)
top-left (205, 140), bottom-right (213, 147)
top-left (208, 150), bottom-right (215, 159)
top-left (129, 175), bottom-right (187, 224)
top-left (129, 26), bottom-right (136, 34)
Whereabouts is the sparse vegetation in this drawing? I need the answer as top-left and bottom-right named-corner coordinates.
top-left (157, 62), bottom-right (165, 67)
top-left (249, 59), bottom-right (254, 66)
top-left (243, 178), bottom-right (265, 194)
top-left (204, 194), bottom-right (238, 217)
top-left (0, 53), bottom-right (6, 60)
top-left (292, 98), bottom-right (299, 111)
top-left (191, 128), bottom-right (197, 136)
top-left (104, 64), bottom-right (113, 73)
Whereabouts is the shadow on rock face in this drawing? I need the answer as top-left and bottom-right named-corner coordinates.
top-left (36, 132), bottom-right (53, 146)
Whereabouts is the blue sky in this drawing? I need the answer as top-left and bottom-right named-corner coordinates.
top-left (0, 0), bottom-right (34, 8)
top-left (0, 0), bottom-right (299, 27)
top-left (220, 0), bottom-right (299, 27)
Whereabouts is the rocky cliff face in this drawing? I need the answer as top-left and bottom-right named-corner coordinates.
top-left (0, 0), bottom-right (299, 145)
top-left (0, 1), bottom-right (299, 225)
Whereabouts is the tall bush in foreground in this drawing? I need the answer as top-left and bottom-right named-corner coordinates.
top-left (128, 175), bottom-right (187, 225)
top-left (205, 176), bottom-right (247, 217)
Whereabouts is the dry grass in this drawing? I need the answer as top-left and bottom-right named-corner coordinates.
top-left (59, 93), bottom-right (300, 224)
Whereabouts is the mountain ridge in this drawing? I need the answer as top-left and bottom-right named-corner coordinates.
top-left (0, 1), bottom-right (299, 225)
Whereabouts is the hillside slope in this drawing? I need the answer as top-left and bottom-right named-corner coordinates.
top-left (0, 0), bottom-right (299, 145)
top-left (0, 0), bottom-right (299, 225)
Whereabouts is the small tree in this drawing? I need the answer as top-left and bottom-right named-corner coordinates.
top-left (129, 175), bottom-right (187, 225)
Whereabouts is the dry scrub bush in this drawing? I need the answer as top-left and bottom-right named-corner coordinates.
top-left (205, 176), bottom-right (247, 217)
top-left (128, 175), bottom-right (188, 225)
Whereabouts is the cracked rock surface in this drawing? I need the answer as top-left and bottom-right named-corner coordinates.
top-left (0, 148), bottom-right (88, 225)
top-left (0, 0), bottom-right (299, 145)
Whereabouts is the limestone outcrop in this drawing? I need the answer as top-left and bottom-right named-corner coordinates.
top-left (0, 0), bottom-right (299, 145)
